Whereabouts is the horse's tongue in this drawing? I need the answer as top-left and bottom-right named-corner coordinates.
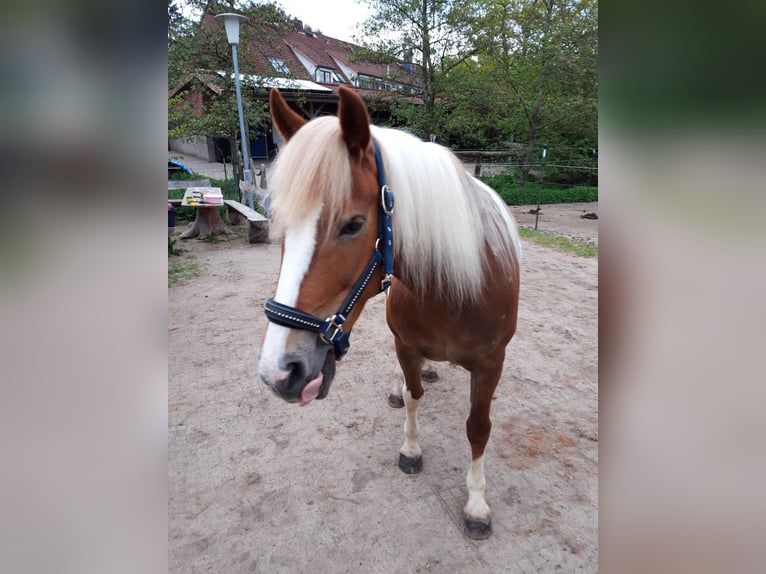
top-left (300, 372), bottom-right (323, 407)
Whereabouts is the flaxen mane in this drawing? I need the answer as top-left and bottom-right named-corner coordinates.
top-left (268, 117), bottom-right (521, 305)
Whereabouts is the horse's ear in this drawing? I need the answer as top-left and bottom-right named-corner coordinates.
top-left (270, 88), bottom-right (306, 141)
top-left (338, 85), bottom-right (370, 157)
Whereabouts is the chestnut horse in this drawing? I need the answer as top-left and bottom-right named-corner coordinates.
top-left (258, 86), bottom-right (521, 539)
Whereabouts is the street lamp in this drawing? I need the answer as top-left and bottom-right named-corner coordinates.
top-left (215, 12), bottom-right (253, 209)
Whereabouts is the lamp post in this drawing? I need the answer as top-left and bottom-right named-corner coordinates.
top-left (215, 12), bottom-right (253, 209)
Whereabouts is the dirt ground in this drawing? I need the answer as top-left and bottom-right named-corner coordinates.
top-left (168, 203), bottom-right (598, 573)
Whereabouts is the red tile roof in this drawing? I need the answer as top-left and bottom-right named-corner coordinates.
top-left (198, 13), bottom-right (422, 96)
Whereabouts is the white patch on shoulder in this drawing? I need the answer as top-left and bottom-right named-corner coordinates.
top-left (258, 207), bottom-right (321, 384)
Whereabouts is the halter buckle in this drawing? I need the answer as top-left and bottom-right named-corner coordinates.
top-left (319, 314), bottom-right (345, 345)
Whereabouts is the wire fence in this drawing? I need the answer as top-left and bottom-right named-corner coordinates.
top-left (455, 146), bottom-right (599, 191)
top-left (455, 146), bottom-right (599, 242)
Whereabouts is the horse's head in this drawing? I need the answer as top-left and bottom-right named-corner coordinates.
top-left (258, 86), bottom-right (386, 406)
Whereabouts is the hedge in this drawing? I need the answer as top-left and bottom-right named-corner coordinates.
top-left (480, 174), bottom-right (598, 205)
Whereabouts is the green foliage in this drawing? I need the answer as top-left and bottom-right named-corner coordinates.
top-left (480, 172), bottom-right (597, 205)
top-left (357, 0), bottom-right (478, 136)
top-left (214, 178), bottom-right (237, 197)
top-left (168, 237), bottom-right (183, 257)
top-left (442, 0), bottom-right (597, 151)
top-left (168, 171), bottom-right (208, 181)
top-left (168, 1), bottom-right (289, 158)
top-left (169, 0), bottom-right (598, 171)
top-left (517, 227), bottom-right (598, 258)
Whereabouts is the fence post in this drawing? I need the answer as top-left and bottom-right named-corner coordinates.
top-left (535, 144), bottom-right (547, 230)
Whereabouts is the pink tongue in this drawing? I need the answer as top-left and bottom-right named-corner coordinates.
top-left (300, 372), bottom-right (324, 407)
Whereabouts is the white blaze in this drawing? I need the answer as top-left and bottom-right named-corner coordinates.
top-left (258, 208), bottom-right (321, 384)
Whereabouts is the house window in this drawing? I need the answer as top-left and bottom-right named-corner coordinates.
top-left (315, 67), bottom-right (346, 84)
top-left (268, 57), bottom-right (291, 75)
top-left (356, 74), bottom-right (394, 91)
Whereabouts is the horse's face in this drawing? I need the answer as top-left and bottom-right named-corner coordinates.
top-left (258, 87), bottom-right (382, 406)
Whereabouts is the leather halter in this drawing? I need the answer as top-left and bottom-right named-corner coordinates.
top-left (264, 139), bottom-right (394, 360)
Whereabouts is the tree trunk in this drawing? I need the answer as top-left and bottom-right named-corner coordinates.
top-left (519, 120), bottom-right (540, 188)
top-left (420, 0), bottom-right (436, 138)
top-left (519, 58), bottom-right (548, 188)
top-left (180, 207), bottom-right (230, 240)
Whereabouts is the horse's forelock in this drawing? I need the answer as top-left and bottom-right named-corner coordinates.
top-left (269, 116), bottom-right (353, 240)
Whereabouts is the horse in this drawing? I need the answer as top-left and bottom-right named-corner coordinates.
top-left (258, 86), bottom-right (521, 539)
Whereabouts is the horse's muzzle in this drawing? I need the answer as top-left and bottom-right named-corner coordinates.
top-left (261, 348), bottom-right (336, 405)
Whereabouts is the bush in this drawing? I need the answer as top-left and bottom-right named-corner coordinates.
top-left (168, 171), bottom-right (206, 181)
top-left (480, 173), bottom-right (597, 205)
top-left (209, 178), bottom-right (238, 200)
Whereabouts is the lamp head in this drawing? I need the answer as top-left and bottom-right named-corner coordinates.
top-left (215, 13), bottom-right (248, 45)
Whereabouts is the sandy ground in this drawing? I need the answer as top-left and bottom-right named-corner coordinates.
top-left (169, 203), bottom-right (598, 573)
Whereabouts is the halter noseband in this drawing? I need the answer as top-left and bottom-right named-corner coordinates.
top-left (264, 139), bottom-right (394, 360)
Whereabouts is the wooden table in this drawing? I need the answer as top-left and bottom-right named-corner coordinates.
top-left (177, 187), bottom-right (230, 240)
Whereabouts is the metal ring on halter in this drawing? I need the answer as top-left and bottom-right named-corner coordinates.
top-left (381, 185), bottom-right (394, 216)
top-left (319, 314), bottom-right (345, 345)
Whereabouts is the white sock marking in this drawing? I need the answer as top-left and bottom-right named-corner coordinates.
top-left (464, 454), bottom-right (491, 521)
top-left (400, 385), bottom-right (422, 459)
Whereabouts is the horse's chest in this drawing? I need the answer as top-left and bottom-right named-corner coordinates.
top-left (387, 300), bottom-right (508, 363)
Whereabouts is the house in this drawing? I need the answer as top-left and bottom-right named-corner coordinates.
top-left (169, 14), bottom-right (423, 162)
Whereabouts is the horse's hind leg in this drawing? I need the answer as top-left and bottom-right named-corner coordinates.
top-left (421, 360), bottom-right (439, 383)
top-left (463, 351), bottom-right (504, 539)
top-left (394, 339), bottom-right (425, 474)
top-left (388, 359), bottom-right (438, 408)
top-left (387, 362), bottom-right (405, 408)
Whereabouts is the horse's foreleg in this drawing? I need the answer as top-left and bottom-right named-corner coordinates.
top-left (463, 352), bottom-right (504, 539)
top-left (388, 359), bottom-right (438, 408)
top-left (395, 339), bottom-right (425, 474)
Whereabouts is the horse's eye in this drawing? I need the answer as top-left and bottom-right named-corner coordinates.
top-left (339, 216), bottom-right (365, 237)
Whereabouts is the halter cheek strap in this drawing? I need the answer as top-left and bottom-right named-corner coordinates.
top-left (264, 139), bottom-right (394, 360)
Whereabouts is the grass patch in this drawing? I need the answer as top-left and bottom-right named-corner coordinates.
top-left (518, 227), bottom-right (598, 258)
top-left (168, 237), bottom-right (183, 256)
top-left (168, 261), bottom-right (200, 285)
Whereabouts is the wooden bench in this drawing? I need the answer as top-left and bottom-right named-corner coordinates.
top-left (223, 199), bottom-right (269, 244)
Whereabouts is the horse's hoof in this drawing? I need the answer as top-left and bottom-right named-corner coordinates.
top-left (387, 394), bottom-right (404, 408)
top-left (421, 369), bottom-right (439, 383)
top-left (463, 517), bottom-right (492, 539)
top-left (398, 453), bottom-right (423, 474)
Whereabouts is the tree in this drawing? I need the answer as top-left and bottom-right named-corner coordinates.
top-left (358, 0), bottom-right (478, 138)
top-left (168, 1), bottom-right (291, 183)
top-left (469, 0), bottom-right (597, 185)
